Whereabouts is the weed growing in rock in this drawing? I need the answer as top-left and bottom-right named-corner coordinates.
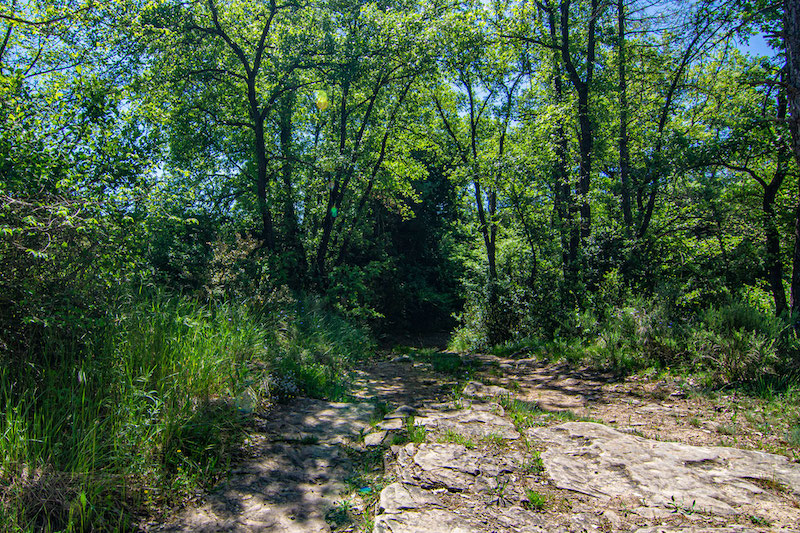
top-left (390, 417), bottom-right (428, 445)
top-left (668, 495), bottom-right (697, 515)
top-left (524, 489), bottom-right (546, 511)
top-left (750, 515), bottom-right (772, 526)
top-left (406, 417), bottom-right (428, 443)
top-left (521, 452), bottom-right (545, 474)
top-left (498, 397), bottom-right (546, 431)
top-left (481, 433), bottom-right (507, 447)
top-left (438, 430), bottom-right (475, 449)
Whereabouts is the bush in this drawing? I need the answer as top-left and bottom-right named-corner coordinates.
top-left (689, 302), bottom-right (788, 385)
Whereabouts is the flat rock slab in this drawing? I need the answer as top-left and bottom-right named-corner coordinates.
top-left (636, 526), bottom-right (764, 533)
top-left (530, 422), bottom-right (800, 517)
top-left (393, 443), bottom-right (523, 492)
top-left (159, 442), bottom-right (352, 532)
top-left (259, 399), bottom-right (374, 444)
top-left (415, 405), bottom-right (520, 440)
top-left (374, 509), bottom-right (479, 533)
top-left (378, 482), bottom-right (442, 514)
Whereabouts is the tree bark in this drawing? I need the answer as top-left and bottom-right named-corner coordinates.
top-left (786, 0), bottom-right (800, 318)
top-left (618, 0), bottom-right (632, 229)
top-left (545, 2), bottom-right (578, 289)
top-left (253, 111), bottom-right (275, 250)
top-left (559, 0), bottom-right (597, 241)
top-left (278, 92), bottom-right (306, 289)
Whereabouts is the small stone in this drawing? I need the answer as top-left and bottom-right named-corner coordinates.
top-left (365, 431), bottom-right (389, 447)
top-left (391, 355), bottom-right (412, 363)
top-left (462, 381), bottom-right (512, 399)
top-left (602, 510), bottom-right (622, 529)
top-left (385, 405), bottom-right (417, 419)
top-left (377, 418), bottom-right (404, 431)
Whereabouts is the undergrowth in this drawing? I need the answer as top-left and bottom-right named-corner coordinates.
top-left (0, 293), bottom-right (373, 531)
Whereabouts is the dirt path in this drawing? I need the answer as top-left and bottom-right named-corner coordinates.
top-left (154, 350), bottom-right (800, 532)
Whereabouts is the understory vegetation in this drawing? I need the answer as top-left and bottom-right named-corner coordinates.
top-left (0, 294), bottom-right (372, 531)
top-left (455, 277), bottom-right (800, 388)
top-left (3, 0), bottom-right (800, 530)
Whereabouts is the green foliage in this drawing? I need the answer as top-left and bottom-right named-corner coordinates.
top-left (437, 430), bottom-right (475, 449)
top-left (521, 452), bottom-right (545, 474)
top-left (0, 294), bottom-right (371, 531)
top-left (523, 489), bottom-right (547, 511)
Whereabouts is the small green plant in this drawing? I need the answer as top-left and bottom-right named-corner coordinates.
top-left (668, 495), bottom-right (696, 515)
top-left (488, 473), bottom-right (510, 506)
top-left (688, 417), bottom-right (701, 427)
top-left (325, 501), bottom-right (353, 528)
top-left (406, 417), bottom-right (427, 443)
top-left (750, 515), bottom-right (772, 526)
top-left (716, 423), bottom-right (738, 436)
top-left (370, 401), bottom-right (392, 424)
top-left (392, 417), bottom-right (427, 445)
top-left (438, 430), bottom-right (475, 449)
top-left (481, 433), bottom-right (507, 447)
top-left (521, 451), bottom-right (545, 474)
top-left (524, 489), bottom-right (546, 511)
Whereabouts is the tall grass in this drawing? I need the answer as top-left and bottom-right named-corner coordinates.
top-left (0, 294), bottom-right (373, 531)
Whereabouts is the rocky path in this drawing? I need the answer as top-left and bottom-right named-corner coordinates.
top-left (158, 351), bottom-right (800, 532)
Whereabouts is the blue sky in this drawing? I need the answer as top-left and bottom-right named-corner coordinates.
top-left (739, 33), bottom-right (779, 58)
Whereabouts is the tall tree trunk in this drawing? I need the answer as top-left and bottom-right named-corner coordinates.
top-left (546, 1), bottom-right (578, 290)
top-left (278, 92), bottom-right (306, 289)
top-left (315, 78), bottom-right (350, 285)
top-left (618, 0), bottom-right (632, 229)
top-left (560, 0), bottom-right (596, 241)
top-left (786, 0), bottom-right (800, 318)
top-left (253, 112), bottom-right (275, 250)
top-left (765, 176), bottom-right (787, 316)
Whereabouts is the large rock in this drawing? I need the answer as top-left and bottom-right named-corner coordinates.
top-left (530, 422), bottom-right (800, 516)
top-left (393, 443), bottom-right (522, 492)
top-left (636, 526), bottom-right (764, 533)
top-left (373, 509), bottom-right (478, 533)
top-left (378, 482), bottom-right (442, 514)
top-left (159, 443), bottom-right (351, 532)
top-left (414, 405), bottom-right (520, 440)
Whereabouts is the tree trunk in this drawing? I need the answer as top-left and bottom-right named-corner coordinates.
top-left (618, 0), bottom-right (632, 229)
top-left (786, 0), bottom-right (800, 318)
top-left (560, 0), bottom-right (596, 241)
top-left (546, 1), bottom-right (578, 290)
top-left (253, 112), bottom-right (275, 250)
top-left (278, 92), bottom-right (307, 289)
top-left (764, 179), bottom-right (787, 316)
